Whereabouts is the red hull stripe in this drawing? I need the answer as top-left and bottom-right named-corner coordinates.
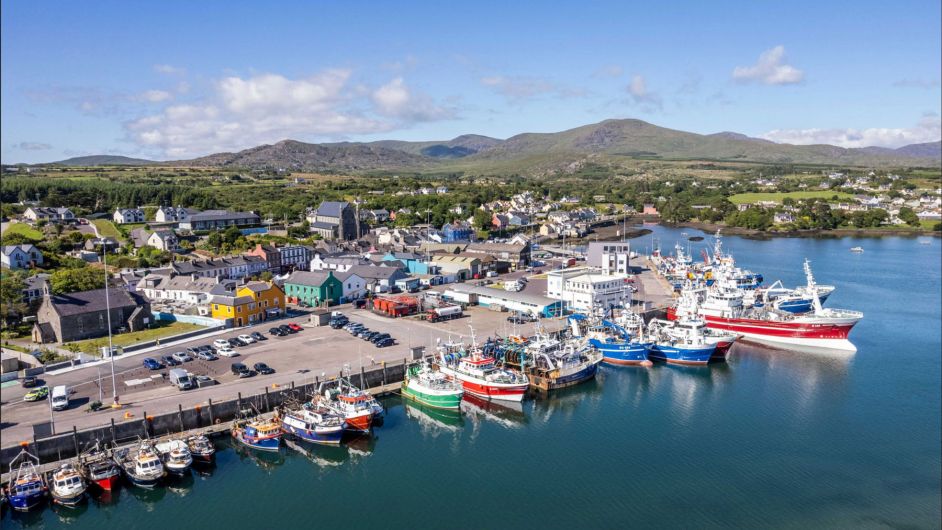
top-left (702, 316), bottom-right (855, 339)
top-left (460, 380), bottom-right (527, 398)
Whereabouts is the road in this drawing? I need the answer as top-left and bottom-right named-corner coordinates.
top-left (0, 304), bottom-right (564, 445)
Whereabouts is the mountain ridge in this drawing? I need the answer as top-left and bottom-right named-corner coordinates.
top-left (36, 119), bottom-right (941, 171)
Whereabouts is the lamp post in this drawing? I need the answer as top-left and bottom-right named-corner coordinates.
top-left (101, 241), bottom-right (119, 409)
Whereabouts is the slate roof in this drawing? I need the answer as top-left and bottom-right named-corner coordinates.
top-left (186, 210), bottom-right (259, 222)
top-left (2, 244), bottom-right (39, 256)
top-left (316, 201), bottom-right (350, 218)
top-left (285, 270), bottom-right (335, 287)
top-left (346, 265), bottom-right (401, 280)
top-left (47, 288), bottom-right (145, 317)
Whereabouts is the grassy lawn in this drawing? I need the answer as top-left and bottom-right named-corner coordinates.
top-left (91, 219), bottom-right (121, 238)
top-left (68, 321), bottom-right (204, 353)
top-left (728, 191), bottom-right (855, 205)
top-left (2, 222), bottom-right (44, 241)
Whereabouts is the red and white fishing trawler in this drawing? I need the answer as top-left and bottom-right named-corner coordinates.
top-left (438, 329), bottom-right (529, 402)
top-left (669, 259), bottom-right (862, 353)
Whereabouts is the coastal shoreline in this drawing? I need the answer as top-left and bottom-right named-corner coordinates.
top-left (655, 221), bottom-right (942, 240)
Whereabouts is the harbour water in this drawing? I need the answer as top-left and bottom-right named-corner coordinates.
top-left (4, 226), bottom-right (940, 529)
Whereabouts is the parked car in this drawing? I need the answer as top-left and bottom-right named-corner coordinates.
top-left (354, 299), bottom-right (367, 308)
top-left (486, 271), bottom-right (498, 278)
top-left (237, 334), bottom-right (255, 344)
top-left (287, 323), bottom-right (303, 332)
top-left (360, 331), bottom-right (379, 341)
top-left (370, 333), bottom-right (391, 344)
top-left (250, 331), bottom-right (266, 341)
top-left (253, 362), bottom-right (275, 375)
top-left (227, 337), bottom-right (242, 347)
top-left (348, 324), bottom-right (365, 334)
top-left (171, 351), bottom-right (193, 363)
top-left (230, 363), bottom-right (251, 378)
top-left (198, 344), bottom-right (214, 353)
top-left (269, 327), bottom-right (286, 336)
top-left (161, 355), bottom-right (181, 366)
top-left (330, 319), bottom-right (347, 329)
top-left (213, 339), bottom-right (231, 349)
top-left (278, 324), bottom-right (295, 334)
top-left (142, 358), bottom-right (162, 370)
top-left (374, 337), bottom-right (395, 348)
top-left (24, 386), bottom-right (49, 402)
top-left (217, 347), bottom-right (238, 358)
top-left (342, 322), bottom-right (359, 331)
top-left (21, 376), bottom-right (40, 388)
top-left (194, 375), bottom-right (216, 388)
top-left (185, 347), bottom-right (200, 356)
top-left (354, 328), bottom-right (371, 337)
top-left (196, 351), bottom-right (218, 361)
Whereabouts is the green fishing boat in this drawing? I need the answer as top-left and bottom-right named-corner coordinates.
top-left (401, 361), bottom-right (463, 410)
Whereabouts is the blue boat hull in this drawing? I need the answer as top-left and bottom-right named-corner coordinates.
top-left (591, 339), bottom-right (650, 365)
top-left (234, 433), bottom-right (281, 452)
top-left (646, 344), bottom-right (716, 365)
top-left (544, 363), bottom-right (598, 390)
top-left (282, 424), bottom-right (344, 446)
top-left (9, 491), bottom-right (45, 512)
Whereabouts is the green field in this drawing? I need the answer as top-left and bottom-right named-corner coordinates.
top-left (91, 219), bottom-right (121, 238)
top-left (728, 191), bottom-right (855, 205)
top-left (1, 222), bottom-right (44, 241)
top-left (68, 321), bottom-right (204, 353)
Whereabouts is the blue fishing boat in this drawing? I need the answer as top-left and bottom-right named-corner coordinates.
top-left (232, 417), bottom-right (282, 452)
top-left (281, 404), bottom-right (345, 446)
top-left (646, 318), bottom-right (717, 366)
top-left (573, 313), bottom-right (653, 366)
top-left (7, 449), bottom-right (46, 511)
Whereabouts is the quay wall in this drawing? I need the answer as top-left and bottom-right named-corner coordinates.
top-left (0, 359), bottom-right (410, 470)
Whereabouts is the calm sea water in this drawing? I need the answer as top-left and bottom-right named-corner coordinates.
top-left (5, 226), bottom-right (940, 529)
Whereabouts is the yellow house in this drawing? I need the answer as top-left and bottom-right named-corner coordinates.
top-left (210, 281), bottom-right (286, 327)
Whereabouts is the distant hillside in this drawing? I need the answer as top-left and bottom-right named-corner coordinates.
top-left (893, 141), bottom-right (942, 159)
top-left (38, 119), bottom-right (941, 173)
top-left (51, 155), bottom-right (155, 166)
top-left (177, 139), bottom-right (431, 171)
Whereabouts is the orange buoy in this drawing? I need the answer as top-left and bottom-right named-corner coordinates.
top-left (146, 415), bottom-right (154, 422)
top-left (124, 411), bottom-right (133, 419)
top-left (19, 441), bottom-right (29, 448)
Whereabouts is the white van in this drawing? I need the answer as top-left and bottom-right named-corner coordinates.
top-left (51, 385), bottom-right (70, 411)
top-left (169, 368), bottom-right (193, 390)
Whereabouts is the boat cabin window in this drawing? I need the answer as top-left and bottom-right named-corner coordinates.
top-left (15, 483), bottom-right (41, 495)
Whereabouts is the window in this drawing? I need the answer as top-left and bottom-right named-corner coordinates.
top-left (237, 306), bottom-right (242, 313)
top-left (214, 304), bottom-right (219, 311)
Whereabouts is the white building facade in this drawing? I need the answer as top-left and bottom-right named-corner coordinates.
top-left (546, 267), bottom-right (632, 313)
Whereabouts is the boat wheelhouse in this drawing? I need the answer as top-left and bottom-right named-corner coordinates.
top-left (232, 418), bottom-right (283, 452)
top-left (48, 463), bottom-right (87, 507)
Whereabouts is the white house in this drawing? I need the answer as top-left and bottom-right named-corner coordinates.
top-left (23, 207), bottom-right (74, 223)
top-left (586, 242), bottom-right (630, 276)
top-left (334, 271), bottom-right (367, 301)
top-left (310, 253), bottom-right (366, 272)
top-left (155, 205), bottom-right (197, 223)
top-left (113, 208), bottom-right (145, 224)
top-left (146, 230), bottom-right (179, 252)
top-left (1, 244), bottom-right (44, 270)
top-left (546, 267), bottom-right (632, 312)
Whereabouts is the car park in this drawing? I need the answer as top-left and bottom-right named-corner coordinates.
top-left (237, 334), bottom-right (255, 344)
top-left (230, 363), bottom-right (251, 378)
top-left (172, 351), bottom-right (193, 363)
top-left (287, 323), bottom-right (303, 332)
top-left (374, 337), bottom-right (395, 348)
top-left (161, 354), bottom-right (181, 366)
top-left (196, 350), bottom-right (218, 361)
top-left (217, 347), bottom-right (238, 358)
top-left (142, 358), bottom-right (163, 370)
top-left (253, 362), bottom-right (275, 375)
top-left (250, 331), bottom-right (266, 341)
top-left (21, 376), bottom-right (40, 388)
top-left (213, 339), bottom-right (231, 349)
top-left (24, 386), bottom-right (49, 402)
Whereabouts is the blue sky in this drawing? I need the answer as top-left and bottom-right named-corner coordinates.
top-left (2, 0), bottom-right (940, 163)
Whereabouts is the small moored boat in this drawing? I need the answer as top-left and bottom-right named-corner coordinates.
top-left (80, 443), bottom-right (120, 492)
top-left (184, 434), bottom-right (215, 463)
top-left (281, 404), bottom-right (345, 445)
top-left (113, 442), bottom-right (166, 488)
top-left (154, 439), bottom-right (193, 475)
top-left (7, 449), bottom-right (46, 512)
top-left (47, 462), bottom-right (87, 507)
top-left (231, 417), bottom-right (282, 452)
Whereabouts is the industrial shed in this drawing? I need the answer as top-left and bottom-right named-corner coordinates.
top-left (443, 284), bottom-right (564, 318)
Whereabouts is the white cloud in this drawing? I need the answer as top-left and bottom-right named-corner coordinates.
top-left (626, 74), bottom-right (662, 110)
top-left (732, 46), bottom-right (804, 85)
top-left (761, 116), bottom-right (941, 148)
top-left (15, 142), bottom-right (52, 151)
top-left (125, 70), bottom-right (454, 158)
top-left (176, 81), bottom-right (191, 94)
top-left (371, 77), bottom-right (454, 121)
top-left (138, 90), bottom-right (172, 103)
top-left (154, 64), bottom-right (186, 75)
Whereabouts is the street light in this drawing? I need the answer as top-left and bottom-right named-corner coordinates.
top-left (101, 241), bottom-right (119, 409)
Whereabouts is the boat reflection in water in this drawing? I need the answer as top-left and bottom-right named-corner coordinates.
top-left (227, 438), bottom-right (285, 472)
top-left (123, 482), bottom-right (166, 512)
top-left (531, 377), bottom-right (603, 423)
top-left (165, 472), bottom-right (195, 498)
top-left (403, 398), bottom-right (464, 437)
top-left (461, 393), bottom-right (526, 430)
top-left (49, 501), bottom-right (89, 523)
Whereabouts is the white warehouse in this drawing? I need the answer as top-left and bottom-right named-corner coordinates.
top-left (546, 267), bottom-right (632, 313)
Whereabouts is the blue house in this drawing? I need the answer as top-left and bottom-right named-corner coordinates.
top-left (383, 251), bottom-right (433, 275)
top-left (441, 221), bottom-right (474, 242)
